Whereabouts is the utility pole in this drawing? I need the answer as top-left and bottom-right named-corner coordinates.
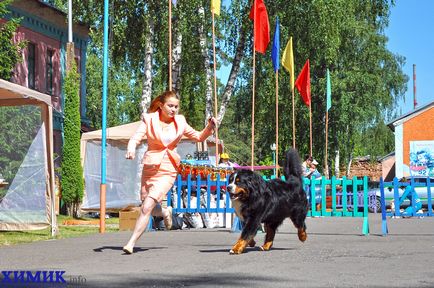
top-left (413, 64), bottom-right (417, 110)
top-left (67, 0), bottom-right (74, 71)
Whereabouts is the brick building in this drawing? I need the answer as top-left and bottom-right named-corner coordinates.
top-left (347, 155), bottom-right (382, 182)
top-left (387, 101), bottom-right (434, 178)
top-left (1, 0), bottom-right (89, 166)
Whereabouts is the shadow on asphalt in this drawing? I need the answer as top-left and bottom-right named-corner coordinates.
top-left (199, 246), bottom-right (296, 254)
top-left (93, 246), bottom-right (167, 254)
top-left (377, 233), bottom-right (434, 237)
top-left (85, 273), bottom-right (295, 288)
top-left (278, 231), bottom-right (364, 236)
top-left (0, 273), bottom-right (294, 288)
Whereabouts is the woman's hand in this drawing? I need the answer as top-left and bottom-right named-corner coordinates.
top-left (208, 117), bottom-right (218, 129)
top-left (125, 151), bottom-right (135, 160)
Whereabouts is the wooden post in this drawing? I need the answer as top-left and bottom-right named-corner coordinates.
top-left (168, 0), bottom-right (172, 91)
top-left (212, 11), bottom-right (219, 166)
top-left (292, 89), bottom-right (295, 149)
top-left (66, 42), bottom-right (74, 71)
top-left (309, 102), bottom-right (312, 156)
top-left (325, 110), bottom-right (329, 178)
top-left (99, 184), bottom-right (106, 233)
top-left (251, 1), bottom-right (256, 171)
top-left (275, 70), bottom-right (279, 175)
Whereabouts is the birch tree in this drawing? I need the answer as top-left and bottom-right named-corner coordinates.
top-left (61, 0), bottom-right (406, 171)
top-left (141, 17), bottom-right (153, 113)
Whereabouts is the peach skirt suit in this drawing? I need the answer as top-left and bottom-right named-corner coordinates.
top-left (127, 112), bottom-right (213, 203)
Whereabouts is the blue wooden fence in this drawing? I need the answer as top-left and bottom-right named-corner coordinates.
top-left (380, 177), bottom-right (433, 235)
top-left (302, 176), bottom-right (369, 235)
top-left (162, 173), bottom-right (369, 235)
top-left (167, 173), bottom-right (233, 214)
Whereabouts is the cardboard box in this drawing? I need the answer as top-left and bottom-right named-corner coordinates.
top-left (119, 207), bottom-right (141, 231)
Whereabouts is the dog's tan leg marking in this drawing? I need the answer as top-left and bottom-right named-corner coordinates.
top-left (248, 238), bottom-right (256, 247)
top-left (230, 238), bottom-right (250, 254)
top-left (260, 224), bottom-right (275, 251)
top-left (297, 227), bottom-right (307, 242)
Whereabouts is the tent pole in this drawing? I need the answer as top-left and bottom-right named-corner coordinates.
top-left (44, 105), bottom-right (57, 236)
top-left (48, 106), bottom-right (57, 236)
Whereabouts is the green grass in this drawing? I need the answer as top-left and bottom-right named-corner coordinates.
top-left (0, 215), bottom-right (120, 246)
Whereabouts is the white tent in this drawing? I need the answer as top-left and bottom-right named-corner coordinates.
top-left (80, 121), bottom-right (221, 211)
top-left (0, 79), bottom-right (56, 235)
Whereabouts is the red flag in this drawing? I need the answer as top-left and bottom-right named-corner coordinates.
top-left (295, 59), bottom-right (311, 106)
top-left (249, 0), bottom-right (270, 54)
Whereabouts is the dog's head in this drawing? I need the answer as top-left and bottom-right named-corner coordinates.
top-left (226, 170), bottom-right (265, 201)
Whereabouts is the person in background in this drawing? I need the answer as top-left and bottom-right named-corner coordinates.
top-left (302, 156), bottom-right (322, 211)
top-left (123, 90), bottom-right (217, 254)
top-left (302, 155), bottom-right (315, 178)
top-left (310, 159), bottom-right (322, 179)
top-left (218, 153), bottom-right (233, 168)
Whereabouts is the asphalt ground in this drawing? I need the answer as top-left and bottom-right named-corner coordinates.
top-left (1, 214), bottom-right (434, 288)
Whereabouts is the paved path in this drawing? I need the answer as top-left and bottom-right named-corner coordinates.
top-left (1, 215), bottom-right (434, 287)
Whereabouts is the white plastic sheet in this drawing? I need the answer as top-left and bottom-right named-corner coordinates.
top-left (0, 124), bottom-right (48, 226)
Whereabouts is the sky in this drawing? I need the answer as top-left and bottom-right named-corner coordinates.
top-left (386, 0), bottom-right (434, 115)
top-left (217, 0), bottom-right (434, 116)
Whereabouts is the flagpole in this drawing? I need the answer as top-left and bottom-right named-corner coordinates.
top-left (251, 1), bottom-right (256, 171)
top-left (168, 0), bottom-right (172, 91)
top-left (275, 70), bottom-right (279, 176)
top-left (251, 48), bottom-right (256, 170)
top-left (212, 11), bottom-right (219, 166)
top-left (283, 36), bottom-right (295, 149)
top-left (309, 103), bottom-right (312, 156)
top-left (292, 88), bottom-right (295, 148)
top-left (325, 109), bottom-right (329, 177)
top-left (272, 17), bottom-right (279, 177)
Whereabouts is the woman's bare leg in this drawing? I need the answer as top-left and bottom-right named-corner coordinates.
top-left (123, 197), bottom-right (157, 253)
top-left (139, 175), bottom-right (172, 229)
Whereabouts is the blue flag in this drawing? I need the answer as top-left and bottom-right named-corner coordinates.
top-left (271, 17), bottom-right (280, 72)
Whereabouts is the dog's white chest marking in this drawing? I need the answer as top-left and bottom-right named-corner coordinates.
top-left (232, 199), bottom-right (244, 222)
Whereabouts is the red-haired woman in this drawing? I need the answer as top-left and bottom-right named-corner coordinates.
top-left (123, 90), bottom-right (217, 254)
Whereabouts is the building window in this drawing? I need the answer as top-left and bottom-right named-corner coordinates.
top-left (28, 43), bottom-right (35, 89)
top-left (46, 49), bottom-right (54, 95)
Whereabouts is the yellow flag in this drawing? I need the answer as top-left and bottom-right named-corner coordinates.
top-left (211, 0), bottom-right (221, 16)
top-left (282, 37), bottom-right (294, 91)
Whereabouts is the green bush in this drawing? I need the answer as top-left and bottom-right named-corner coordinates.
top-left (61, 62), bottom-right (83, 217)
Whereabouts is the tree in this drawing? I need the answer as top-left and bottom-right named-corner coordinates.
top-left (61, 0), bottom-right (248, 127)
top-left (84, 46), bottom-right (142, 129)
top-left (226, 0), bottom-right (406, 173)
top-left (54, 0), bottom-right (407, 174)
top-left (61, 62), bottom-right (83, 217)
top-left (0, 0), bottom-right (33, 186)
top-left (0, 106), bottom-right (40, 185)
top-left (0, 0), bottom-right (25, 80)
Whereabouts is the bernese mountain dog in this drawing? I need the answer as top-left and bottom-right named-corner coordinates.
top-left (226, 148), bottom-right (308, 254)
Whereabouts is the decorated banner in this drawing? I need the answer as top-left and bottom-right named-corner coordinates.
top-left (409, 140), bottom-right (434, 176)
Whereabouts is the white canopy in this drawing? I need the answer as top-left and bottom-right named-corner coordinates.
top-left (0, 79), bottom-right (56, 234)
top-left (0, 79), bottom-right (52, 106)
top-left (80, 121), bottom-right (222, 211)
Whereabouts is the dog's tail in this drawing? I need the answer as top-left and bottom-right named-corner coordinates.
top-left (283, 148), bottom-right (303, 180)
